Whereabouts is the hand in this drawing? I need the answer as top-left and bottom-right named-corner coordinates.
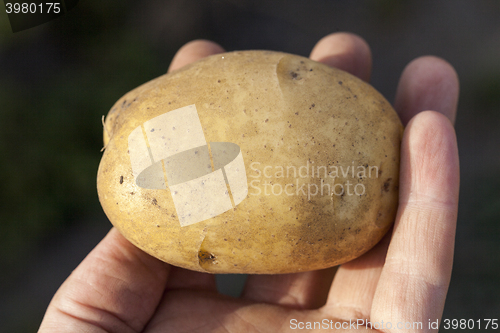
top-left (38, 33), bottom-right (460, 332)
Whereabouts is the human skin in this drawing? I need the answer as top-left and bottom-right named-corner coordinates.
top-left (38, 32), bottom-right (460, 333)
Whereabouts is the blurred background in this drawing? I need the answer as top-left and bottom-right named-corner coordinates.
top-left (0, 0), bottom-right (499, 331)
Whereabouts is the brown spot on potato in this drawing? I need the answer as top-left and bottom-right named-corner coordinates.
top-left (198, 250), bottom-right (216, 263)
top-left (383, 178), bottom-right (392, 192)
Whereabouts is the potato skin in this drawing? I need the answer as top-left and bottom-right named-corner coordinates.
top-left (97, 51), bottom-right (403, 274)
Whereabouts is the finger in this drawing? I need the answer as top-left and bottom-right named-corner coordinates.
top-left (371, 111), bottom-right (459, 332)
top-left (321, 231), bottom-right (390, 321)
top-left (39, 228), bottom-right (170, 333)
top-left (394, 56), bottom-right (459, 126)
top-left (241, 268), bottom-right (337, 309)
top-left (310, 32), bottom-right (372, 82)
top-left (168, 39), bottom-right (225, 72)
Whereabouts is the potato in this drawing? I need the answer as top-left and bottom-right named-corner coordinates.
top-left (97, 50), bottom-right (403, 274)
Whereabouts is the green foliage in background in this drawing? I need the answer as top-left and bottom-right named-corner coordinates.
top-left (0, 0), bottom-right (167, 280)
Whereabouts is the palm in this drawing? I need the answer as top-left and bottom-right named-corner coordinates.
top-left (141, 244), bottom-right (384, 332)
top-left (39, 34), bottom-right (459, 333)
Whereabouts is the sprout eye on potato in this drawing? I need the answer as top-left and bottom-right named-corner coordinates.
top-left (97, 50), bottom-right (403, 274)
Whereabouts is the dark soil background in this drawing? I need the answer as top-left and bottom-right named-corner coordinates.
top-left (0, 1), bottom-right (499, 332)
